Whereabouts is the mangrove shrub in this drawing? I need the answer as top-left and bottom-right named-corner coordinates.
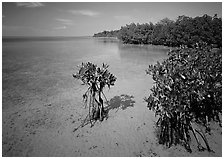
top-left (73, 62), bottom-right (116, 127)
top-left (145, 43), bottom-right (222, 152)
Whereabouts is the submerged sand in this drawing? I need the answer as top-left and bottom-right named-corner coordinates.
top-left (2, 40), bottom-right (222, 157)
top-left (2, 74), bottom-right (222, 157)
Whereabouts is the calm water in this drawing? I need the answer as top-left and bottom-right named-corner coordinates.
top-left (2, 37), bottom-right (169, 109)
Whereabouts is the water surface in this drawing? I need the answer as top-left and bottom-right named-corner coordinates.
top-left (2, 37), bottom-right (169, 109)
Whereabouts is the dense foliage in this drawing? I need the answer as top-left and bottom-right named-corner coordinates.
top-left (119, 14), bottom-right (221, 47)
top-left (145, 43), bottom-right (222, 152)
top-left (93, 14), bottom-right (221, 48)
top-left (73, 62), bottom-right (116, 127)
top-left (93, 30), bottom-right (119, 37)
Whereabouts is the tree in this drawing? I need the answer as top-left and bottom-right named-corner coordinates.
top-left (95, 14), bottom-right (222, 48)
top-left (93, 30), bottom-right (119, 37)
top-left (211, 15), bottom-right (222, 47)
top-left (73, 62), bottom-right (116, 129)
top-left (145, 43), bottom-right (221, 152)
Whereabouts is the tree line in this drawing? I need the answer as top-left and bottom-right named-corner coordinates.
top-left (93, 14), bottom-right (222, 48)
top-left (93, 30), bottom-right (119, 38)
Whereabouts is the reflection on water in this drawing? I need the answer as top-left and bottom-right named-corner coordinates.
top-left (93, 37), bottom-right (170, 66)
top-left (118, 44), bottom-right (170, 65)
top-left (92, 38), bottom-right (170, 81)
top-left (93, 37), bottom-right (120, 45)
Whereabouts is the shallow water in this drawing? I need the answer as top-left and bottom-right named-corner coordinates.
top-left (2, 37), bottom-right (169, 109)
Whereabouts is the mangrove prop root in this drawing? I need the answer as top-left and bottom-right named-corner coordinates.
top-left (73, 91), bottom-right (108, 132)
top-left (73, 114), bottom-right (90, 132)
top-left (190, 122), bottom-right (214, 152)
top-left (195, 129), bottom-right (214, 152)
top-left (89, 95), bottom-right (93, 127)
top-left (157, 117), bottom-right (216, 153)
top-left (190, 123), bottom-right (204, 151)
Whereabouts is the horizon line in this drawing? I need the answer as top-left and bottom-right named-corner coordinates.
top-left (2, 35), bottom-right (92, 38)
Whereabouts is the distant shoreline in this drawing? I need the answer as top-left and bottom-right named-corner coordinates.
top-left (93, 36), bottom-right (118, 39)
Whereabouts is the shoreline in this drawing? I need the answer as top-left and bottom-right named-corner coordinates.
top-left (93, 36), bottom-right (177, 50)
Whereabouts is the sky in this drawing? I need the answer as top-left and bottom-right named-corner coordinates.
top-left (2, 2), bottom-right (222, 36)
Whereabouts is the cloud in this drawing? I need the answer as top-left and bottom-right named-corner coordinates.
top-left (55, 18), bottom-right (74, 25)
top-left (16, 2), bottom-right (45, 8)
top-left (68, 10), bottom-right (100, 17)
top-left (53, 26), bottom-right (67, 30)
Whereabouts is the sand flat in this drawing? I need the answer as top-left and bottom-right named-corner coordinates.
top-left (2, 38), bottom-right (222, 157)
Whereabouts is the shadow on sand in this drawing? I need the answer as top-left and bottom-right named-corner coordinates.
top-left (73, 94), bottom-right (135, 132)
top-left (105, 94), bottom-right (135, 113)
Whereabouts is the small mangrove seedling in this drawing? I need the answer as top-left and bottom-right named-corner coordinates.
top-left (73, 62), bottom-right (116, 129)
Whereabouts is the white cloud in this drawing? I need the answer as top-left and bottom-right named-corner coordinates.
top-left (55, 18), bottom-right (74, 25)
top-left (16, 2), bottom-right (45, 8)
top-left (53, 26), bottom-right (67, 30)
top-left (68, 10), bottom-right (100, 17)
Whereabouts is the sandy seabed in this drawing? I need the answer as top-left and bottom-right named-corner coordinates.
top-left (2, 73), bottom-right (222, 157)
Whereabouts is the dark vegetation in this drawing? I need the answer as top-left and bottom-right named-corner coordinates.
top-left (73, 62), bottom-right (116, 130)
top-left (93, 13), bottom-right (222, 153)
top-left (93, 14), bottom-right (221, 48)
top-left (145, 43), bottom-right (222, 152)
top-left (93, 30), bottom-right (119, 38)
